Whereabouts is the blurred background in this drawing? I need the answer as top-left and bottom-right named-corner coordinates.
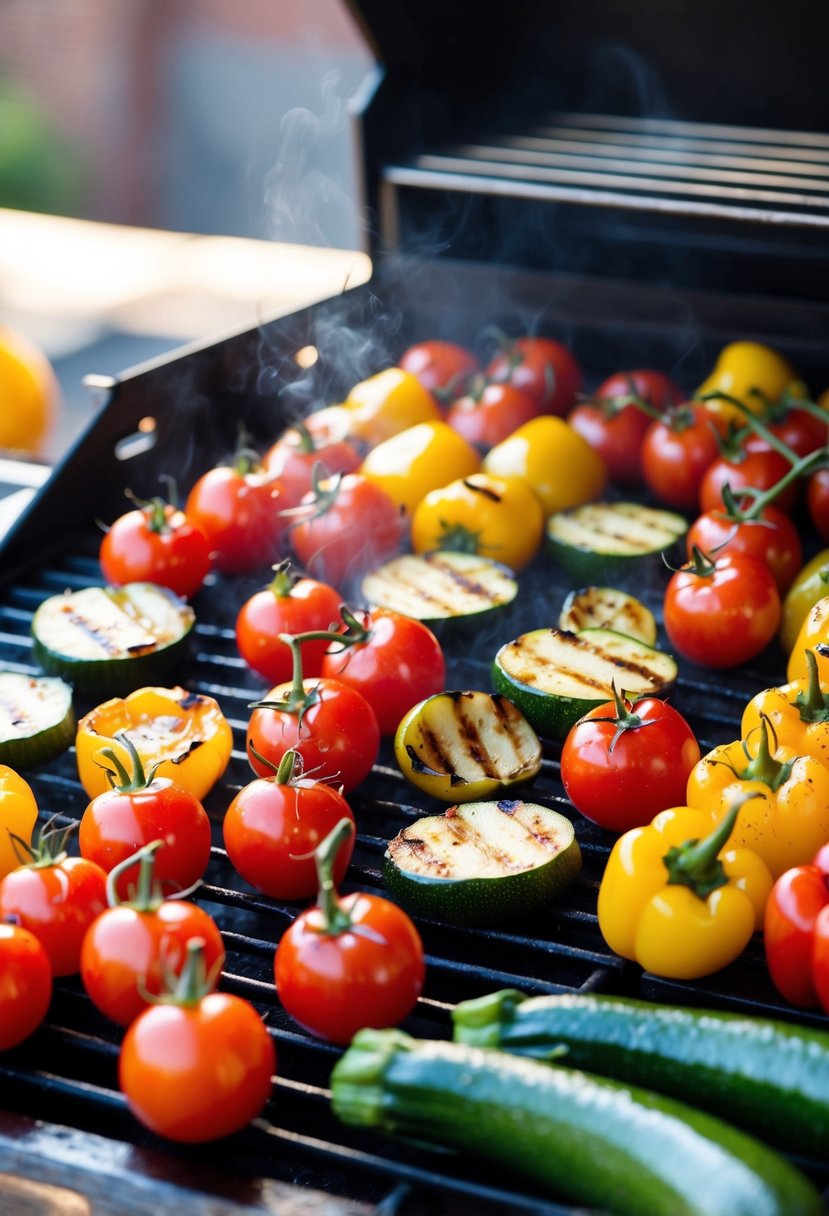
top-left (0, 0), bottom-right (374, 462)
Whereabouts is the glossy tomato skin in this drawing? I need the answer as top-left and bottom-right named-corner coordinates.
top-left (235, 575), bottom-right (342, 686)
top-left (699, 448), bottom-right (796, 514)
top-left (246, 679), bottom-right (380, 794)
top-left (263, 423), bottom-right (361, 508)
top-left (742, 407), bottom-right (828, 461)
top-left (446, 381), bottom-right (540, 449)
top-left (485, 337), bottom-right (583, 416)
top-left (641, 404), bottom-right (720, 511)
top-left (807, 468), bottom-right (829, 543)
top-left (560, 698), bottom-right (701, 831)
top-left (223, 775), bottom-right (355, 900)
top-left (686, 505), bottom-right (802, 595)
top-left (663, 552), bottom-right (781, 668)
top-left (100, 505), bottom-right (212, 599)
top-left (0, 922), bottom-right (53, 1050)
top-left (78, 780), bottom-right (212, 901)
top-left (594, 369), bottom-right (685, 414)
top-left (764, 858), bottom-right (829, 1008)
top-left (119, 992), bottom-right (275, 1142)
top-left (567, 399), bottom-right (652, 487)
top-left (274, 892), bottom-right (425, 1044)
top-left (399, 339), bottom-right (479, 396)
top-left (81, 899), bottom-right (225, 1027)
top-left (0, 855), bottom-right (107, 976)
top-left (184, 466), bottom-right (288, 575)
top-left (320, 610), bottom-right (446, 736)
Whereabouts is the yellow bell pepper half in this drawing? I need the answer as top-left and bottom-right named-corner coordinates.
top-left (597, 801), bottom-right (772, 980)
top-left (742, 650), bottom-right (829, 771)
top-left (0, 764), bottom-right (39, 880)
top-left (76, 686), bottom-right (233, 801)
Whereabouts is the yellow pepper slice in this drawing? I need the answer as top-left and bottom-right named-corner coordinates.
top-left (0, 765), bottom-right (38, 880)
top-left (597, 801), bottom-right (771, 979)
top-left (742, 650), bottom-right (829, 771)
top-left (481, 416), bottom-right (607, 516)
top-left (360, 421), bottom-right (481, 516)
top-left (344, 368), bottom-right (442, 446)
top-left (76, 686), bottom-right (233, 801)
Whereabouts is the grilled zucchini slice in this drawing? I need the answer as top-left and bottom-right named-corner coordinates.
top-left (384, 799), bottom-right (581, 926)
top-left (394, 690), bottom-right (542, 802)
top-left (0, 672), bottom-right (75, 769)
top-left (492, 627), bottom-right (677, 740)
top-left (361, 552), bottom-right (517, 625)
top-left (31, 583), bottom-right (195, 697)
top-left (558, 586), bottom-right (657, 646)
top-left (547, 501), bottom-right (687, 583)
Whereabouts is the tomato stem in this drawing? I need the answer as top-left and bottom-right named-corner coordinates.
top-left (98, 732), bottom-right (160, 793)
top-left (268, 559), bottom-right (299, 599)
top-left (249, 635), bottom-right (320, 724)
top-left (106, 839), bottom-right (165, 910)
top-left (586, 683), bottom-right (658, 754)
top-left (314, 817), bottom-right (356, 935)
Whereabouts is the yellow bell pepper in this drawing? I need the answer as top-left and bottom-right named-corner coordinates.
top-left (779, 549), bottom-right (829, 654)
top-left (410, 472), bottom-right (544, 572)
top-left (695, 340), bottom-right (796, 429)
top-left (787, 595), bottom-right (829, 685)
top-left (359, 421), bottom-right (481, 516)
top-left (742, 650), bottom-right (829, 771)
top-left (481, 415), bottom-right (607, 516)
top-left (686, 715), bottom-right (829, 878)
top-left (0, 765), bottom-right (38, 880)
top-left (597, 799), bottom-right (772, 979)
top-left (76, 686), bottom-right (233, 801)
top-left (344, 368), bottom-right (442, 446)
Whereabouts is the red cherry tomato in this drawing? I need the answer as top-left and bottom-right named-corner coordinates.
top-left (263, 419), bottom-right (361, 508)
top-left (593, 369), bottom-right (685, 414)
top-left (100, 499), bottom-right (212, 599)
top-left (399, 339), bottom-right (479, 396)
top-left (560, 693), bottom-right (701, 832)
top-left (184, 463), bottom-right (288, 575)
top-left (663, 550), bottom-right (781, 669)
top-left (120, 985), bottom-right (275, 1143)
top-left (485, 337), bottom-right (583, 416)
top-left (742, 406), bottom-right (828, 461)
top-left (319, 608), bottom-right (446, 736)
top-left (235, 563), bottom-right (342, 686)
top-left (764, 848), bottom-right (829, 1009)
top-left (445, 380), bottom-right (540, 449)
top-left (567, 400), bottom-right (652, 488)
top-left (685, 504), bottom-right (802, 595)
top-left (641, 404), bottom-right (721, 511)
top-left (0, 922), bottom-right (53, 1050)
top-left (807, 468), bottom-right (829, 543)
top-left (699, 448), bottom-right (796, 515)
top-left (223, 751), bottom-right (355, 900)
top-left (288, 472), bottom-right (405, 593)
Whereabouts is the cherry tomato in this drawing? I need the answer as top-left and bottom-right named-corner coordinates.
top-left (594, 369), bottom-right (685, 414)
top-left (399, 339), bottom-right (479, 397)
top-left (100, 497), bottom-right (212, 599)
top-left (663, 550), bottom-right (781, 669)
top-left (446, 380), bottom-right (539, 449)
top-left (567, 399), bottom-right (652, 488)
top-left (485, 337), bottom-right (583, 416)
top-left (807, 468), bottom-right (829, 543)
top-left (223, 751), bottom-right (355, 899)
top-left (685, 505), bottom-right (802, 594)
top-left (0, 922), bottom-right (52, 1051)
top-left (560, 692), bottom-right (701, 832)
top-left (184, 462), bottom-right (288, 575)
top-left (235, 563), bottom-right (342, 685)
top-left (764, 846), bottom-right (829, 1008)
top-left (319, 608), bottom-right (446, 736)
top-left (742, 406), bottom-right (828, 461)
top-left (699, 448), bottom-right (796, 515)
top-left (641, 403), bottom-right (721, 511)
top-left (288, 472), bottom-right (405, 593)
top-left (0, 827), bottom-right (108, 976)
top-left (120, 982), bottom-right (274, 1142)
top-left (263, 418), bottom-right (361, 508)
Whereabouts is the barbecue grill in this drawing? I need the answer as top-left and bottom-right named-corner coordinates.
top-left (2, 3), bottom-right (829, 1212)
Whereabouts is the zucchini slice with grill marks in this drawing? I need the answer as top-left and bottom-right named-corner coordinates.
top-left (492, 627), bottom-right (677, 740)
top-left (384, 799), bottom-right (581, 926)
top-left (361, 552), bottom-right (517, 625)
top-left (31, 583), bottom-right (195, 697)
top-left (0, 672), bottom-right (75, 769)
top-left (559, 586), bottom-right (657, 646)
top-left (547, 501), bottom-right (687, 583)
top-left (394, 689), bottom-right (542, 802)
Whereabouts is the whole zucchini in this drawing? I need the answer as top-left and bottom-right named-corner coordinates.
top-left (331, 1029), bottom-right (821, 1216)
top-left (452, 989), bottom-right (829, 1158)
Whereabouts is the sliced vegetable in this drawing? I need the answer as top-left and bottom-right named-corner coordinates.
top-left (31, 583), bottom-right (194, 697)
top-left (361, 552), bottom-right (518, 625)
top-left (331, 1029), bottom-right (822, 1216)
top-left (547, 501), bottom-right (687, 583)
top-left (0, 672), bottom-right (75, 769)
top-left (558, 585), bottom-right (657, 645)
top-left (452, 989), bottom-right (829, 1158)
top-left (394, 690), bottom-right (542, 802)
top-left (492, 627), bottom-right (677, 740)
top-left (383, 799), bottom-right (581, 926)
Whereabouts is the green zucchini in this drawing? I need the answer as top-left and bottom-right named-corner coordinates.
top-left (492, 626), bottom-right (677, 740)
top-left (383, 798), bottom-right (581, 926)
top-left (394, 689), bottom-right (542, 802)
top-left (451, 989), bottom-right (829, 1159)
top-left (547, 501), bottom-right (687, 583)
top-left (559, 585), bottom-right (658, 646)
top-left (31, 583), bottom-right (195, 697)
top-left (331, 1029), bottom-right (821, 1216)
top-left (361, 552), bottom-right (517, 625)
top-left (0, 672), bottom-right (75, 769)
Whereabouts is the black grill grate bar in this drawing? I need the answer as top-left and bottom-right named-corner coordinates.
top-left (543, 112), bottom-right (829, 150)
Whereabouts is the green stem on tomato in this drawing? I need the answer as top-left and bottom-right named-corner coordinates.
top-left (314, 818), bottom-right (356, 936)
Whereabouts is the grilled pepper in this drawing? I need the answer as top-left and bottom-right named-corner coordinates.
top-left (686, 715), bottom-right (829, 877)
top-left (75, 685), bottom-right (233, 801)
top-left (742, 650), bottom-right (829, 770)
top-left (597, 800), bottom-right (772, 979)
